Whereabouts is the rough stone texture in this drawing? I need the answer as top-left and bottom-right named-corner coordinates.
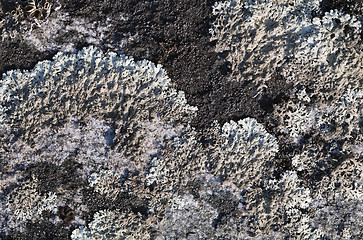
top-left (0, 0), bottom-right (362, 239)
top-left (0, 0), bottom-right (286, 129)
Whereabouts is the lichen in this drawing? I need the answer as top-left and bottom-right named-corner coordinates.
top-left (71, 209), bottom-right (149, 240)
top-left (211, 0), bottom-right (361, 96)
top-left (1, 0), bottom-right (362, 237)
top-left (0, 46), bottom-right (196, 236)
top-left (0, 45), bottom-right (197, 147)
top-left (1, 180), bottom-right (58, 233)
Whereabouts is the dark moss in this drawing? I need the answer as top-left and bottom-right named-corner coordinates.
top-left (23, 158), bottom-right (85, 194)
top-left (81, 188), bottom-right (149, 224)
top-left (0, 40), bottom-right (55, 78)
top-left (8, 220), bottom-right (72, 240)
top-left (320, 0), bottom-right (362, 16)
top-left (58, 206), bottom-right (75, 225)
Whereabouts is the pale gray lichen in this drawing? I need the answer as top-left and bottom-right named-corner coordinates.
top-left (1, 117), bottom-right (132, 176)
top-left (0, 45), bottom-right (197, 147)
top-left (209, 2), bottom-right (362, 237)
top-left (212, 0), bottom-right (362, 142)
top-left (1, 180), bottom-right (58, 233)
top-left (155, 193), bottom-right (218, 240)
top-left (151, 117), bottom-right (280, 191)
top-left (308, 199), bottom-right (363, 240)
top-left (154, 174), bottom-right (247, 239)
top-left (274, 85), bottom-right (362, 144)
top-left (2, 0), bottom-right (362, 236)
top-left (71, 209), bottom-right (150, 240)
top-left (88, 170), bottom-right (122, 200)
top-left (145, 117), bottom-right (283, 237)
top-left (211, 0), bottom-right (361, 96)
top-left (0, 46), bottom-right (197, 236)
top-left (268, 171), bottom-right (312, 236)
top-left (25, 11), bottom-right (122, 52)
top-left (210, 118), bottom-right (279, 187)
top-left (274, 85), bottom-right (362, 184)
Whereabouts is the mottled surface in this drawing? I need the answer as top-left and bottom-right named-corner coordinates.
top-left (0, 0), bottom-right (362, 239)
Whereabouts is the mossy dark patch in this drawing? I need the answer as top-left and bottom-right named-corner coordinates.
top-left (24, 158), bottom-right (85, 194)
top-left (259, 71), bottom-right (291, 113)
top-left (81, 188), bottom-right (149, 224)
top-left (0, 40), bottom-right (54, 78)
top-left (8, 220), bottom-right (71, 240)
top-left (272, 142), bottom-right (296, 180)
top-left (320, 0), bottom-right (363, 16)
top-left (58, 206), bottom-right (75, 225)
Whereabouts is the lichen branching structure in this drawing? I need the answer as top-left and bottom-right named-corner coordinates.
top-left (1, 0), bottom-right (362, 238)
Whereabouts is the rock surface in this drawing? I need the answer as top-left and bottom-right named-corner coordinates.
top-left (0, 0), bottom-right (362, 239)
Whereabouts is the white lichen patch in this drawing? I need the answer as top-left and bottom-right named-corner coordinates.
top-left (88, 170), bottom-right (121, 200)
top-left (212, 118), bottom-right (278, 187)
top-left (211, 0), bottom-right (362, 151)
top-left (144, 127), bottom-right (203, 188)
top-left (71, 209), bottom-right (149, 240)
top-left (305, 199), bottom-right (363, 240)
top-left (0, 45), bottom-right (197, 148)
top-left (139, 119), bottom-right (184, 161)
top-left (274, 87), bottom-right (362, 144)
top-left (155, 194), bottom-right (218, 239)
top-left (209, 2), bottom-right (362, 236)
top-left (221, 118), bottom-right (278, 156)
top-left (211, 0), bottom-right (361, 95)
top-left (0, 46), bottom-right (197, 236)
top-left (1, 180), bottom-right (58, 233)
top-left (144, 117), bottom-right (282, 237)
top-left (1, 117), bottom-right (133, 177)
top-left (274, 171), bottom-right (312, 212)
top-left (25, 12), bottom-right (116, 52)
top-left (253, 171), bottom-right (313, 238)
